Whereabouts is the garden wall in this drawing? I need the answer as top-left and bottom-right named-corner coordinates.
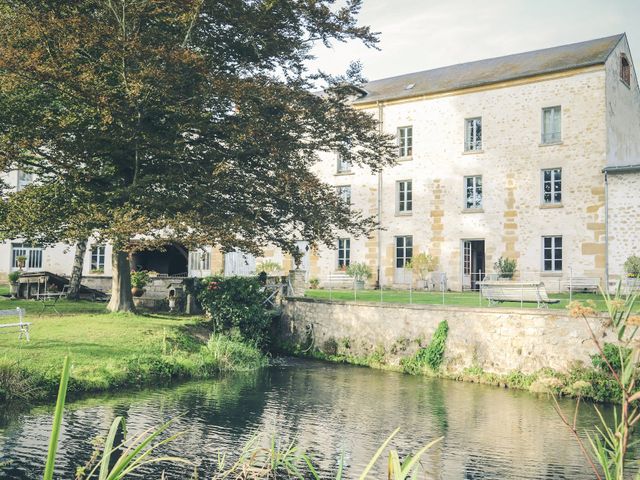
top-left (280, 298), bottom-right (615, 374)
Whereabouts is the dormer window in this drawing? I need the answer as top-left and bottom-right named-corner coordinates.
top-left (621, 54), bottom-right (631, 86)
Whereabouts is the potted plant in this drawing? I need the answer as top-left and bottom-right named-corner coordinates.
top-left (16, 255), bottom-right (27, 269)
top-left (346, 262), bottom-right (372, 290)
top-left (8, 271), bottom-right (20, 299)
top-left (406, 253), bottom-right (438, 289)
top-left (494, 257), bottom-right (517, 280)
top-left (624, 255), bottom-right (640, 278)
top-left (131, 270), bottom-right (150, 297)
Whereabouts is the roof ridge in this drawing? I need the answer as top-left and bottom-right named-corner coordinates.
top-left (360, 33), bottom-right (625, 87)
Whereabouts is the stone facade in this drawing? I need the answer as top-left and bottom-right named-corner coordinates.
top-left (1, 36), bottom-right (639, 291)
top-left (282, 298), bottom-right (614, 375)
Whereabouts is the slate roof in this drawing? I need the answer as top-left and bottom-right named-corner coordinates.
top-left (353, 34), bottom-right (624, 105)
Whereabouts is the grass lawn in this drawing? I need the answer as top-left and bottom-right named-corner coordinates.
top-left (305, 288), bottom-right (616, 311)
top-left (0, 291), bottom-right (265, 402)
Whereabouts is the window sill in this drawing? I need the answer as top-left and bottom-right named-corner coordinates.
top-left (540, 203), bottom-right (563, 209)
top-left (541, 271), bottom-right (562, 277)
top-left (397, 156), bottom-right (413, 162)
top-left (462, 149), bottom-right (484, 155)
top-left (334, 171), bottom-right (355, 176)
top-left (395, 212), bottom-right (413, 217)
top-left (539, 141), bottom-right (563, 147)
top-left (461, 208), bottom-right (484, 214)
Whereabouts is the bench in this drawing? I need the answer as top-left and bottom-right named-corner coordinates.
top-left (479, 281), bottom-right (560, 308)
top-left (563, 277), bottom-right (601, 293)
top-left (0, 308), bottom-right (31, 341)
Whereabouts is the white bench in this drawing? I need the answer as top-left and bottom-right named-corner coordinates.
top-left (563, 277), bottom-right (601, 293)
top-left (479, 281), bottom-right (560, 308)
top-left (0, 308), bottom-right (31, 341)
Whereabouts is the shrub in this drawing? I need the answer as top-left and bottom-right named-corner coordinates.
top-left (202, 334), bottom-right (267, 372)
top-left (591, 342), bottom-right (631, 374)
top-left (257, 260), bottom-right (281, 274)
top-left (198, 276), bottom-right (274, 348)
top-left (8, 271), bottom-right (20, 283)
top-left (494, 257), bottom-right (517, 279)
top-left (402, 320), bottom-right (449, 374)
top-left (624, 255), bottom-right (640, 278)
top-left (322, 338), bottom-right (338, 356)
top-left (131, 270), bottom-right (151, 288)
top-left (346, 262), bottom-right (372, 281)
top-left (406, 253), bottom-right (438, 280)
top-left (309, 278), bottom-right (320, 289)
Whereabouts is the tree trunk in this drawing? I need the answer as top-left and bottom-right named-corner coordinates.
top-left (66, 239), bottom-right (87, 300)
top-left (107, 250), bottom-right (136, 313)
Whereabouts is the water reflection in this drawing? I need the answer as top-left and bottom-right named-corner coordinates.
top-left (0, 360), bottom-right (633, 479)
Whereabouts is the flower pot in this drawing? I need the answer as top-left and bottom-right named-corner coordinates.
top-left (9, 282), bottom-right (18, 299)
top-left (355, 280), bottom-right (365, 290)
top-left (131, 287), bottom-right (145, 297)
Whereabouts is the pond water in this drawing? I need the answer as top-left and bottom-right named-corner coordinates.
top-left (0, 359), bottom-right (631, 479)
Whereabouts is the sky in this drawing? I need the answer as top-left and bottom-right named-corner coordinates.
top-left (309, 0), bottom-right (640, 82)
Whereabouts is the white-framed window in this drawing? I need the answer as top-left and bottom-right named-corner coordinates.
top-left (542, 106), bottom-right (561, 144)
top-left (397, 126), bottom-right (413, 158)
top-left (464, 175), bottom-right (482, 209)
top-left (465, 117), bottom-right (482, 151)
top-left (337, 154), bottom-right (352, 173)
top-left (17, 170), bottom-right (34, 191)
top-left (542, 236), bottom-right (562, 272)
top-left (542, 168), bottom-right (562, 204)
top-left (189, 250), bottom-right (210, 272)
top-left (396, 180), bottom-right (413, 213)
top-left (621, 54), bottom-right (631, 86)
top-left (90, 245), bottom-right (106, 271)
top-left (11, 243), bottom-right (43, 270)
top-left (336, 185), bottom-right (351, 205)
top-left (337, 238), bottom-right (350, 268)
top-left (395, 235), bottom-right (413, 268)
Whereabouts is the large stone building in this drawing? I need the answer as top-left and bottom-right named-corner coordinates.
top-left (2, 34), bottom-right (640, 292)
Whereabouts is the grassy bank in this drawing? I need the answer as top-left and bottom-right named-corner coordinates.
top-left (0, 302), bottom-right (266, 403)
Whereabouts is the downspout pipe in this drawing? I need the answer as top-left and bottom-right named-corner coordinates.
top-left (376, 100), bottom-right (383, 289)
top-left (604, 170), bottom-right (609, 291)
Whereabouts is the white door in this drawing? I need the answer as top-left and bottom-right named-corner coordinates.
top-left (224, 251), bottom-right (256, 276)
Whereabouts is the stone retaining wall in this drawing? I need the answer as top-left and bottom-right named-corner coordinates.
top-left (281, 298), bottom-right (615, 374)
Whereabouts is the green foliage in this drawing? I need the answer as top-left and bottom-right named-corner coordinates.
top-left (197, 276), bottom-right (274, 348)
top-left (202, 334), bottom-right (267, 372)
top-left (406, 253), bottom-right (438, 280)
top-left (257, 261), bottom-right (281, 274)
top-left (623, 255), bottom-right (640, 277)
top-left (0, 1), bottom-right (396, 313)
top-left (402, 320), bottom-right (449, 374)
top-left (130, 270), bottom-right (150, 289)
top-left (7, 271), bottom-right (20, 283)
top-left (591, 343), bottom-right (631, 374)
top-left (43, 356), bottom-right (70, 480)
top-left (309, 278), bottom-right (320, 289)
top-left (322, 338), bottom-right (339, 356)
top-left (0, 358), bottom-right (33, 402)
top-left (346, 262), bottom-right (372, 281)
top-left (494, 257), bottom-right (517, 278)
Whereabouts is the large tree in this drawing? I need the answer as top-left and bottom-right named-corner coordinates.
top-left (0, 0), bottom-right (395, 312)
